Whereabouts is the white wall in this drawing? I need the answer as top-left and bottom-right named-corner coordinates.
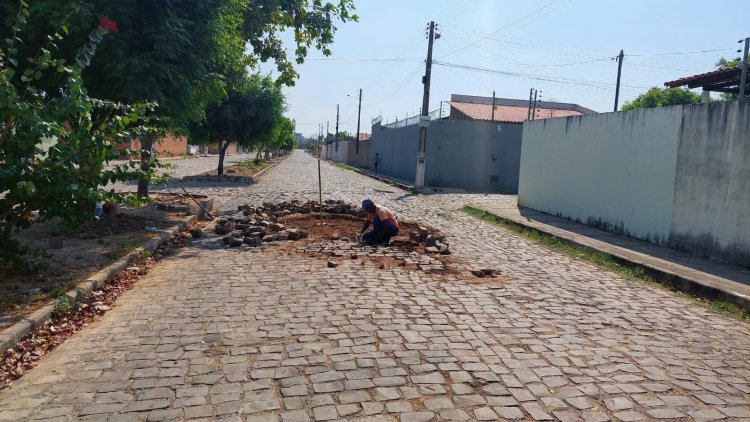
top-left (518, 100), bottom-right (750, 267)
top-left (518, 107), bottom-right (683, 244)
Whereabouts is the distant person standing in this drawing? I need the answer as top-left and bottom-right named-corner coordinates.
top-left (372, 153), bottom-right (380, 173)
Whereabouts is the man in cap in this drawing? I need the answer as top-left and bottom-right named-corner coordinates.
top-left (359, 199), bottom-right (399, 245)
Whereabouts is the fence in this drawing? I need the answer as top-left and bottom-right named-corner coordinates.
top-left (381, 109), bottom-right (441, 129)
top-left (370, 118), bottom-right (522, 192)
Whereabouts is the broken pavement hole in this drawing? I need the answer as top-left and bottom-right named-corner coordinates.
top-left (214, 200), bottom-right (509, 282)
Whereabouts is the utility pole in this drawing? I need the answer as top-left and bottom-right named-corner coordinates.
top-left (354, 88), bottom-right (363, 166)
top-left (491, 90), bottom-right (496, 121)
top-left (531, 89), bottom-right (538, 120)
top-left (739, 38), bottom-right (749, 100)
top-left (317, 123), bottom-right (323, 226)
top-left (527, 88), bottom-right (534, 121)
top-left (614, 49), bottom-right (624, 111)
top-left (334, 104), bottom-right (339, 156)
top-left (415, 21), bottom-right (436, 189)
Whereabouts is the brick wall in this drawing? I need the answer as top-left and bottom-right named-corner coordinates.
top-left (114, 134), bottom-right (188, 157)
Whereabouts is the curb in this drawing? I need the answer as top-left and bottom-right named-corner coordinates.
top-left (473, 205), bottom-right (750, 313)
top-left (252, 155), bottom-right (288, 179)
top-left (182, 175), bottom-right (252, 184)
top-left (0, 206), bottom-right (210, 353)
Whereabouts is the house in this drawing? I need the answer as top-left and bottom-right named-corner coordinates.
top-left (448, 94), bottom-right (596, 124)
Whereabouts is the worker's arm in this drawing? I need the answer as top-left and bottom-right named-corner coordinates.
top-left (360, 220), bottom-right (370, 235)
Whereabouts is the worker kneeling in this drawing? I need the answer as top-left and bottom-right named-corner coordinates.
top-left (360, 199), bottom-right (399, 245)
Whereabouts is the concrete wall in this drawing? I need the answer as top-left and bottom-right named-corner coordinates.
top-left (519, 107), bottom-right (683, 243)
top-left (369, 119), bottom-right (522, 192)
top-left (518, 100), bottom-right (750, 267)
top-left (669, 101), bottom-right (750, 266)
top-left (331, 140), bottom-right (373, 168)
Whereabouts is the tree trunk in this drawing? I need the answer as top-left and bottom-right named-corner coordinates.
top-left (217, 140), bottom-right (230, 176)
top-left (137, 134), bottom-right (155, 198)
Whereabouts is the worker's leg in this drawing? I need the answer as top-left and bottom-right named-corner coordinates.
top-left (381, 221), bottom-right (399, 245)
top-left (362, 215), bottom-right (382, 243)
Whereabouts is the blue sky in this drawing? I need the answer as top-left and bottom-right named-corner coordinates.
top-left (260, 0), bottom-right (749, 137)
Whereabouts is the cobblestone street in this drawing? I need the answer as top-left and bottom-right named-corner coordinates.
top-left (2, 150), bottom-right (749, 421)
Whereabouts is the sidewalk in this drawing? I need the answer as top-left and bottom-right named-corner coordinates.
top-left (474, 202), bottom-right (750, 312)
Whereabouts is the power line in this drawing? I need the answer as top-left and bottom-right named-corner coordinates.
top-left (442, 0), bottom-right (572, 59)
top-left (432, 60), bottom-right (649, 91)
top-left (306, 57), bottom-right (422, 62)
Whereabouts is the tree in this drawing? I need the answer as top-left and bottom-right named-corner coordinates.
top-left (243, 1), bottom-right (358, 86)
top-left (715, 56), bottom-right (747, 101)
top-left (3, 0), bottom-right (358, 196)
top-left (622, 87), bottom-right (701, 111)
top-left (0, 5), bottom-right (160, 267)
top-left (190, 74), bottom-right (284, 175)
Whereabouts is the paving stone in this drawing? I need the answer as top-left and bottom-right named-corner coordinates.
top-left (281, 410), bottom-right (311, 422)
top-left (473, 407), bottom-right (498, 420)
top-left (361, 402), bottom-right (385, 415)
top-left (242, 400), bottom-right (281, 414)
top-left (581, 411), bottom-right (609, 422)
top-left (613, 410), bottom-right (647, 421)
top-left (146, 409), bottom-right (183, 421)
top-left (604, 396), bottom-right (634, 411)
top-left (410, 372), bottom-right (444, 384)
top-left (521, 402), bottom-right (553, 420)
top-left (718, 406), bottom-right (750, 418)
top-left (336, 404), bottom-right (359, 417)
top-left (394, 411), bottom-right (433, 422)
top-left (687, 408), bottom-right (728, 421)
top-left (438, 409), bottom-right (471, 421)
top-left (339, 390), bottom-right (370, 404)
top-left (313, 405), bottom-right (338, 421)
top-left (493, 406), bottom-right (525, 420)
top-left (386, 401), bottom-right (413, 413)
top-left (122, 399), bottom-right (170, 413)
top-left (646, 408), bottom-right (686, 419)
top-left (423, 397), bottom-right (453, 411)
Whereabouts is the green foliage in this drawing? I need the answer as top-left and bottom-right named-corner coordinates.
top-left (51, 296), bottom-right (72, 318)
top-left (189, 73), bottom-right (285, 174)
top-left (244, 0), bottom-right (358, 86)
top-left (0, 3), bottom-right (162, 268)
top-left (622, 87), bottom-right (701, 110)
top-left (714, 56), bottom-right (747, 101)
top-left (715, 56), bottom-right (742, 70)
top-left (338, 131), bottom-right (355, 142)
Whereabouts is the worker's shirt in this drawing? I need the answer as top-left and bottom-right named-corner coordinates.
top-left (367, 205), bottom-right (399, 228)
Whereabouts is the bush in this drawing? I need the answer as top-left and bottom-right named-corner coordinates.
top-left (0, 4), bottom-right (164, 268)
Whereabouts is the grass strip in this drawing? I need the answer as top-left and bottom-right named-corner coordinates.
top-left (460, 205), bottom-right (749, 321)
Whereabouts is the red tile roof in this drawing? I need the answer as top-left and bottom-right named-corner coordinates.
top-left (448, 101), bottom-right (584, 124)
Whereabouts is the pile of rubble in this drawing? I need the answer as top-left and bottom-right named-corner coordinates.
top-left (213, 199), bottom-right (360, 247)
top-left (410, 226), bottom-right (451, 255)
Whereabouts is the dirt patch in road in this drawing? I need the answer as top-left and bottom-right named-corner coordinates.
top-left (199, 158), bottom-right (276, 177)
top-left (213, 200), bottom-right (508, 283)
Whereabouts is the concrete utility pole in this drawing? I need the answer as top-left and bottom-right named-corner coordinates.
top-left (354, 88), bottom-right (363, 166)
top-left (527, 88), bottom-right (534, 121)
top-left (739, 38), bottom-right (749, 100)
top-left (614, 49), bottom-right (624, 111)
top-left (531, 89), bottom-right (539, 120)
top-left (415, 21), bottom-right (436, 189)
top-left (491, 90), bottom-right (496, 121)
top-left (334, 104), bottom-right (339, 155)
